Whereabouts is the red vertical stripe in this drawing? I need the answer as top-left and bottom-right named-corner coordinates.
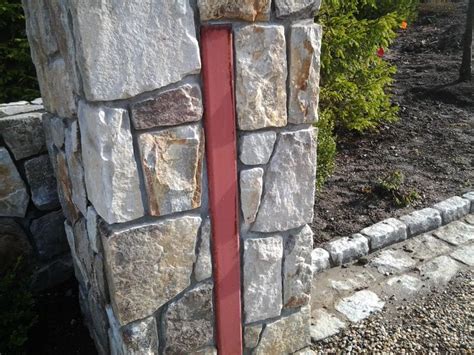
top-left (201, 26), bottom-right (243, 355)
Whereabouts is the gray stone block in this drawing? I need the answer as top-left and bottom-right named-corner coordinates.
top-left (433, 221), bottom-right (474, 246)
top-left (30, 210), bottom-right (67, 261)
top-left (323, 234), bottom-right (369, 265)
top-left (335, 290), bottom-right (384, 323)
top-left (0, 102), bottom-right (43, 118)
top-left (239, 131), bottom-right (277, 166)
top-left (450, 244), bottom-right (474, 266)
top-left (418, 255), bottom-right (461, 285)
top-left (360, 218), bottom-right (407, 251)
top-left (399, 208), bottom-right (442, 237)
top-left (310, 309), bottom-right (346, 341)
top-left (311, 247), bottom-right (331, 274)
top-left (462, 192), bottom-right (474, 213)
top-left (0, 148), bottom-right (29, 217)
top-left (197, 0), bottom-right (271, 22)
top-left (433, 196), bottom-right (470, 224)
top-left (24, 154), bottom-right (60, 211)
top-left (275, 0), bottom-right (321, 18)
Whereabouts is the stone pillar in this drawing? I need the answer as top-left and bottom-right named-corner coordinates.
top-left (22, 0), bottom-right (322, 354)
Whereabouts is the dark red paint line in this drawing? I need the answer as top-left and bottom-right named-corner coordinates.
top-left (200, 26), bottom-right (243, 355)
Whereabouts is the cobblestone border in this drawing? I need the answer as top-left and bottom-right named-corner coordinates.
top-left (312, 192), bottom-right (474, 274)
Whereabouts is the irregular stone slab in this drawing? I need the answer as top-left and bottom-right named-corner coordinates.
top-left (284, 225), bottom-right (313, 308)
top-left (418, 255), bottom-right (461, 285)
top-left (164, 282), bottom-right (214, 354)
top-left (31, 98), bottom-right (43, 105)
top-left (195, 217), bottom-right (212, 282)
top-left (433, 196), bottom-right (470, 224)
top-left (55, 150), bottom-right (80, 223)
top-left (403, 234), bottom-right (452, 260)
top-left (462, 192), bottom-right (474, 212)
top-left (324, 234), bottom-right (369, 266)
top-left (288, 23), bottom-right (322, 124)
top-left (243, 236), bottom-right (283, 323)
top-left (253, 128), bottom-right (316, 232)
top-left (255, 306), bottom-right (310, 354)
top-left (42, 115), bottom-right (65, 149)
top-left (450, 244), bottom-right (474, 266)
top-left (70, 1), bottom-right (201, 101)
top-left (131, 83), bottom-right (203, 130)
top-left (24, 154), bottom-right (59, 211)
top-left (275, 0), bottom-right (322, 18)
top-left (79, 102), bottom-right (144, 224)
top-left (399, 208), bottom-right (442, 237)
top-left (310, 309), bottom-right (346, 341)
top-left (433, 221), bottom-right (474, 245)
top-left (244, 324), bottom-right (263, 349)
top-left (0, 112), bottom-right (46, 160)
top-left (121, 316), bottom-right (159, 355)
top-left (198, 0), bottom-right (271, 21)
top-left (74, 218), bottom-right (94, 279)
top-left (240, 168), bottom-right (264, 225)
top-left (385, 274), bottom-right (423, 298)
top-left (235, 25), bottom-right (287, 130)
top-left (335, 290), bottom-right (384, 323)
top-left (65, 120), bottom-right (87, 215)
top-left (0, 103), bottom-right (43, 118)
top-left (361, 218), bottom-right (407, 251)
top-left (239, 131), bottom-right (277, 165)
top-left (329, 271), bottom-right (377, 293)
top-left (370, 249), bottom-right (417, 275)
top-left (311, 248), bottom-right (331, 274)
top-left (0, 148), bottom-right (29, 217)
top-left (0, 218), bottom-right (32, 274)
top-left (30, 210), bottom-right (67, 261)
top-left (465, 214), bottom-right (474, 225)
top-left (138, 124), bottom-right (203, 216)
top-left (102, 215), bottom-right (201, 325)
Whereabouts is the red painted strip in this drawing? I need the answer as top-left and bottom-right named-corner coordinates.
top-left (201, 26), bottom-right (243, 355)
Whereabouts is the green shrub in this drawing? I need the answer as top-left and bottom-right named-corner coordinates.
top-left (0, 0), bottom-right (39, 103)
top-left (0, 257), bottom-right (37, 354)
top-left (315, 0), bottom-right (419, 189)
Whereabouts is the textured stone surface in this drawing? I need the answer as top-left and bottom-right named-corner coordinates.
top-left (0, 102), bottom-right (43, 118)
top-left (244, 324), bottom-right (263, 349)
top-left (0, 218), bottom-right (32, 274)
top-left (284, 225), bottom-right (313, 308)
top-left (74, 218), bottom-right (94, 279)
top-left (253, 128), bottom-right (316, 232)
top-left (361, 218), bottom-right (407, 251)
top-left (310, 309), bottom-right (346, 341)
top-left (65, 120), bottom-right (87, 215)
top-left (0, 112), bottom-right (46, 160)
top-left (385, 274), bottom-right (423, 297)
top-left (79, 102), bottom-right (144, 224)
top-left (240, 168), bottom-right (264, 225)
top-left (450, 244), bottom-right (474, 266)
top-left (190, 347), bottom-right (217, 355)
top-left (0, 148), bottom-right (29, 217)
top-left (195, 217), bottom-right (212, 282)
top-left (275, 0), bottom-right (322, 17)
top-left (55, 150), bottom-right (80, 223)
top-left (418, 255), bottom-right (461, 285)
top-left (198, 0), bottom-right (271, 21)
top-left (24, 154), bottom-right (59, 211)
top-left (311, 248), bottom-right (331, 274)
top-left (131, 83), bottom-right (202, 130)
top-left (288, 23), bottom-right (322, 124)
top-left (138, 124), bottom-right (203, 217)
top-left (462, 192), bottom-right (474, 212)
top-left (86, 206), bottom-right (102, 254)
top-left (69, 1), bottom-right (200, 101)
top-left (433, 221), bottom-right (474, 245)
top-left (464, 214), bottom-right (474, 225)
top-left (243, 236), bottom-right (283, 323)
top-left (42, 115), bottom-right (65, 149)
top-left (403, 234), bottom-right (452, 260)
top-left (255, 306), bottom-right (310, 355)
top-left (433, 196), bottom-right (471, 224)
top-left (335, 290), bottom-right (385, 322)
top-left (239, 131), bottom-right (276, 165)
top-left (324, 234), bottom-right (369, 266)
top-left (102, 215), bottom-right (201, 325)
top-left (369, 249), bottom-right (417, 274)
top-left (235, 25), bottom-right (287, 130)
top-left (399, 208), bottom-right (442, 237)
top-left (164, 282), bottom-right (214, 354)
top-left (121, 317), bottom-right (159, 355)
top-left (30, 210), bottom-right (67, 261)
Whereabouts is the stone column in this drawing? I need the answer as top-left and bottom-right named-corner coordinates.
top-left (22, 0), bottom-right (322, 354)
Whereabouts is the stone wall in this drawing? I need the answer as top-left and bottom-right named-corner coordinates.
top-left (0, 99), bottom-right (72, 289)
top-left (22, 0), bottom-right (322, 354)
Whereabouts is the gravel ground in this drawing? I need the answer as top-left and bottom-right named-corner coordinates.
top-left (312, 271), bottom-right (474, 353)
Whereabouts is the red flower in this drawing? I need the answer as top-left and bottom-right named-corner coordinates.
top-left (377, 47), bottom-right (385, 58)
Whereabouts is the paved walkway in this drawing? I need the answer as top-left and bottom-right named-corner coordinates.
top-left (310, 214), bottom-right (474, 342)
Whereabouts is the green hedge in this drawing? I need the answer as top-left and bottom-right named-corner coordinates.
top-left (315, 0), bottom-right (419, 189)
top-left (0, 0), bottom-right (39, 103)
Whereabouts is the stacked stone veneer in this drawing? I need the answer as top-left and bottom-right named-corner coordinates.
top-left (22, 0), bottom-right (322, 354)
top-left (0, 100), bottom-right (73, 289)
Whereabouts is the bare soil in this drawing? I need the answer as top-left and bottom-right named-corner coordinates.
top-left (312, 1), bottom-right (474, 246)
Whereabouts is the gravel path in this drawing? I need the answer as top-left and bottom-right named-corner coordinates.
top-left (312, 271), bottom-right (473, 353)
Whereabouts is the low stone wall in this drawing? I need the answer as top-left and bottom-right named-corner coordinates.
top-left (0, 99), bottom-right (72, 289)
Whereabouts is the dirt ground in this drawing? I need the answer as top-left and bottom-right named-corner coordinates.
top-left (312, 1), bottom-right (474, 246)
